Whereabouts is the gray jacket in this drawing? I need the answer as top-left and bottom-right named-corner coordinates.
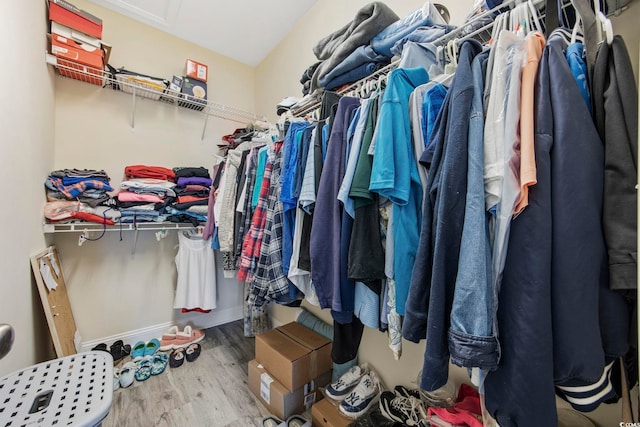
top-left (310, 2), bottom-right (398, 92)
top-left (593, 35), bottom-right (638, 290)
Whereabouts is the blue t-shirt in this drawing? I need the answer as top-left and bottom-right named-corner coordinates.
top-left (566, 42), bottom-right (591, 114)
top-left (423, 83), bottom-right (448, 150)
top-left (369, 67), bottom-right (429, 316)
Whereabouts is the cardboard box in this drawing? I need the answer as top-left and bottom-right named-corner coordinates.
top-left (255, 322), bottom-right (332, 391)
top-left (248, 359), bottom-right (330, 420)
top-left (49, 0), bottom-right (103, 39)
top-left (50, 33), bottom-right (104, 85)
top-left (178, 77), bottom-right (207, 111)
top-left (311, 398), bottom-right (352, 427)
top-left (186, 59), bottom-right (208, 82)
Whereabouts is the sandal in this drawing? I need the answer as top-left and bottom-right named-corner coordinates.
top-left (262, 416), bottom-right (284, 427)
top-left (286, 415), bottom-right (310, 427)
top-left (173, 325), bottom-right (204, 349)
top-left (131, 341), bottom-right (146, 360)
top-left (169, 348), bottom-right (186, 368)
top-left (113, 368), bottom-right (120, 391)
top-left (144, 338), bottom-right (161, 357)
top-left (185, 343), bottom-right (201, 363)
top-left (134, 359), bottom-right (152, 382)
top-left (119, 361), bottom-right (137, 388)
top-left (150, 353), bottom-right (169, 376)
top-left (159, 325), bottom-right (179, 351)
top-left (110, 340), bottom-right (131, 363)
top-left (91, 343), bottom-right (108, 353)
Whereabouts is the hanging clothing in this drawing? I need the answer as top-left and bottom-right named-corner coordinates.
top-left (403, 40), bottom-right (483, 391)
top-left (593, 35), bottom-right (638, 291)
top-left (369, 66), bottom-right (429, 316)
top-left (310, 96), bottom-right (360, 312)
top-left (174, 233), bottom-right (217, 311)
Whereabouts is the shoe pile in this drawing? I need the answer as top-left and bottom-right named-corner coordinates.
top-left (379, 385), bottom-right (427, 426)
top-left (325, 364), bottom-right (382, 419)
top-left (129, 338), bottom-right (169, 382)
top-left (159, 325), bottom-right (204, 368)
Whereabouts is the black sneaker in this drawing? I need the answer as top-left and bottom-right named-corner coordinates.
top-left (379, 391), bottom-right (426, 426)
top-left (394, 385), bottom-right (421, 399)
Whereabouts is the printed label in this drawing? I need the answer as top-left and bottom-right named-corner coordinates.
top-left (304, 391), bottom-right (316, 408)
top-left (197, 64), bottom-right (207, 80)
top-left (260, 373), bottom-right (274, 404)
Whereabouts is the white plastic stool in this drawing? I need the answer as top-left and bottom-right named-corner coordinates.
top-left (0, 351), bottom-right (113, 426)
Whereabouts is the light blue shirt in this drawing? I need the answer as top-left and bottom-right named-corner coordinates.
top-left (369, 67), bottom-right (429, 316)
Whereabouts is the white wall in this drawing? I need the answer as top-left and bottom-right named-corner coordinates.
top-left (51, 0), bottom-right (257, 344)
top-left (0, 0), bottom-right (57, 375)
top-left (255, 1), bottom-right (640, 426)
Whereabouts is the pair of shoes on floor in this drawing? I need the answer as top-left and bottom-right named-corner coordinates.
top-left (169, 343), bottom-right (201, 368)
top-left (159, 325), bottom-right (204, 350)
top-left (134, 352), bottom-right (169, 382)
top-left (325, 364), bottom-right (369, 401)
top-left (92, 340), bottom-right (131, 364)
top-left (113, 361), bottom-right (137, 390)
top-left (379, 385), bottom-right (427, 426)
top-left (337, 370), bottom-right (381, 419)
top-left (131, 338), bottom-right (161, 360)
top-left (262, 414), bottom-right (310, 427)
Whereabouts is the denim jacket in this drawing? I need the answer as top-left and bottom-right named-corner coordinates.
top-left (402, 40), bottom-right (483, 391)
top-left (447, 49), bottom-right (497, 370)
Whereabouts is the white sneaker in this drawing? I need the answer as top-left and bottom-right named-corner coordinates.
top-left (325, 365), bottom-right (365, 401)
top-left (339, 371), bottom-right (381, 418)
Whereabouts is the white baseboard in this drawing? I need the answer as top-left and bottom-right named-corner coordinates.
top-left (80, 305), bottom-right (243, 352)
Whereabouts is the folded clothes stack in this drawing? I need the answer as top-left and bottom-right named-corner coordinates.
top-left (116, 172), bottom-right (178, 223)
top-left (44, 168), bottom-right (119, 225)
top-left (299, 2), bottom-right (453, 95)
top-left (164, 167), bottom-right (212, 226)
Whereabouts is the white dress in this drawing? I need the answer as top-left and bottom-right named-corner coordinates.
top-left (174, 233), bottom-right (217, 310)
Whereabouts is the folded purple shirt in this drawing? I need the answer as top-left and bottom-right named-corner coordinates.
top-left (177, 177), bottom-right (212, 187)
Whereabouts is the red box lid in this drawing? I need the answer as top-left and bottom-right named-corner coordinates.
top-left (49, 0), bottom-right (102, 39)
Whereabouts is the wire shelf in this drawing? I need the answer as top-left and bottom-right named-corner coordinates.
top-left (46, 53), bottom-right (265, 125)
top-left (43, 221), bottom-right (198, 234)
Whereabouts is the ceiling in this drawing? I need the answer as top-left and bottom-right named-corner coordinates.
top-left (88, 0), bottom-right (319, 67)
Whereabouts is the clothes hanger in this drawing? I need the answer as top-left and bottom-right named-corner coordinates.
top-left (596, 10), bottom-right (614, 44)
top-left (527, 0), bottom-right (543, 33)
top-left (571, 15), bottom-right (582, 44)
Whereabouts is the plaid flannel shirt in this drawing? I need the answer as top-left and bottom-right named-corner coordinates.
top-left (251, 148), bottom-right (290, 307)
top-left (237, 153), bottom-right (275, 283)
top-left (251, 151), bottom-right (289, 307)
top-left (47, 176), bottom-right (113, 199)
top-left (235, 151), bottom-right (259, 266)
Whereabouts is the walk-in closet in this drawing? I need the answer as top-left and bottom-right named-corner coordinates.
top-left (0, 0), bottom-right (639, 426)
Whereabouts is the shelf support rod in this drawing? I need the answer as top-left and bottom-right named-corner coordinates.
top-left (131, 88), bottom-right (137, 131)
top-left (131, 225), bottom-right (139, 257)
top-left (201, 114), bottom-right (209, 141)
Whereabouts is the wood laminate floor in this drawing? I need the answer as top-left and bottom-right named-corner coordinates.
top-left (101, 320), bottom-right (271, 427)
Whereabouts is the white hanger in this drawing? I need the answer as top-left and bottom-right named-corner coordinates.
top-left (571, 15), bottom-right (582, 44)
top-left (596, 11), bottom-right (614, 45)
top-left (527, 0), bottom-right (543, 33)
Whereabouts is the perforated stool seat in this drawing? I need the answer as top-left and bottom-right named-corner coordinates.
top-left (0, 351), bottom-right (113, 427)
